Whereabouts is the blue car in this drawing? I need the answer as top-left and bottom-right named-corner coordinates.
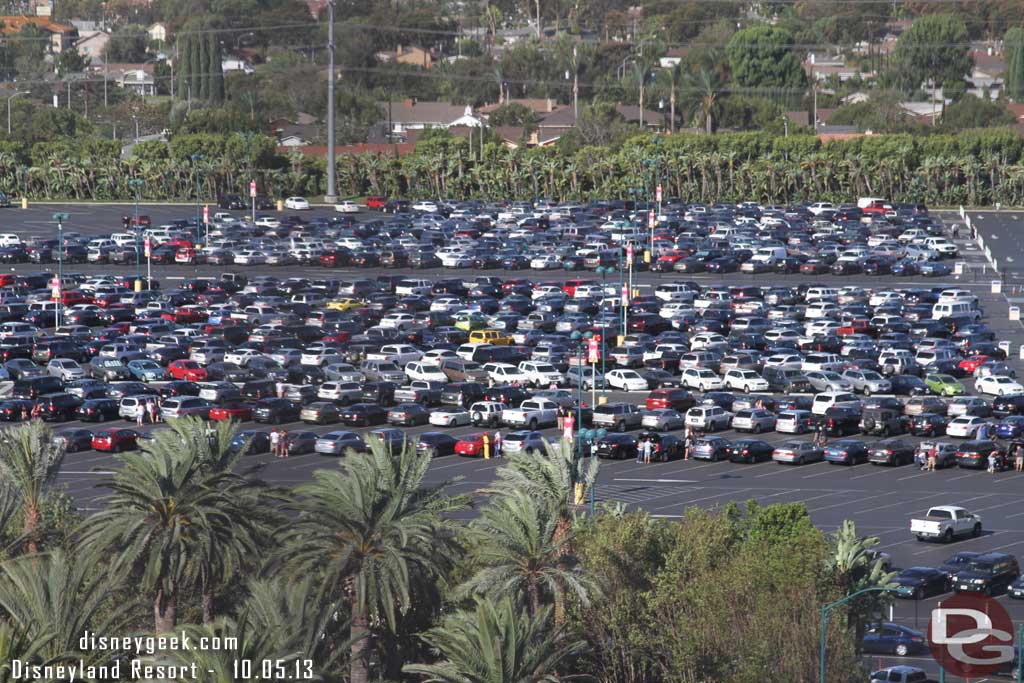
top-left (919, 261), bottom-right (952, 277)
top-left (890, 259), bottom-right (919, 276)
top-left (824, 439), bottom-right (869, 465)
top-left (996, 416), bottom-right (1024, 440)
top-left (861, 622), bottom-right (927, 657)
top-left (127, 359), bottom-right (168, 382)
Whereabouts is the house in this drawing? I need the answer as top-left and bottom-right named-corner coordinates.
top-left (284, 143), bottom-right (416, 158)
top-left (0, 16), bottom-right (77, 52)
top-left (804, 54), bottom-right (874, 82)
top-left (900, 100), bottom-right (948, 122)
top-left (92, 63), bottom-right (156, 95)
top-left (75, 29), bottom-right (109, 64)
top-left (147, 22), bottom-right (167, 43)
top-left (841, 92), bottom-right (870, 105)
top-left (384, 100), bottom-right (479, 134)
top-left (375, 45), bottom-right (434, 69)
top-left (270, 117), bottom-right (320, 146)
top-left (478, 98), bottom-right (563, 118)
top-left (533, 103), bottom-right (663, 141)
top-left (31, 0), bottom-right (53, 16)
top-left (657, 47), bottom-right (691, 69)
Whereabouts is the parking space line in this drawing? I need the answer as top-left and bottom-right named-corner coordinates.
top-left (805, 491), bottom-right (889, 514)
top-left (754, 466), bottom-right (794, 478)
top-left (647, 488), bottom-right (751, 512)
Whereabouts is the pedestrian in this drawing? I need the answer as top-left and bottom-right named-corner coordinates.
top-left (927, 445), bottom-right (937, 472)
top-left (269, 429), bottom-right (280, 458)
top-left (636, 438), bottom-right (646, 464)
top-left (278, 430), bottom-right (287, 458)
top-left (493, 430), bottom-right (502, 458)
top-left (136, 402), bottom-right (145, 427)
top-left (281, 432), bottom-right (290, 458)
top-left (683, 433), bottom-right (691, 461)
top-left (987, 451), bottom-right (997, 473)
top-left (276, 381), bottom-right (284, 399)
top-left (147, 399), bottom-right (157, 424)
top-left (643, 437), bottom-right (653, 464)
top-left (20, 405), bottom-right (27, 421)
top-left (952, 224), bottom-right (960, 240)
top-left (971, 224), bottom-right (978, 241)
top-left (915, 447), bottom-right (927, 470)
top-left (556, 405), bottom-right (565, 431)
top-left (31, 403), bottom-right (41, 421)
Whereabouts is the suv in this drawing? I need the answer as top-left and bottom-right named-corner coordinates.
top-left (817, 406), bottom-right (861, 436)
top-left (440, 382), bottom-right (486, 408)
top-left (645, 388), bottom-right (696, 412)
top-left (953, 552), bottom-right (1020, 595)
top-left (591, 402), bottom-right (643, 432)
top-left (469, 401), bottom-right (506, 427)
top-left (860, 408), bottom-right (907, 436)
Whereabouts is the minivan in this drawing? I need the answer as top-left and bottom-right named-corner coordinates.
top-left (932, 301), bottom-right (981, 322)
top-left (811, 391), bottom-right (861, 415)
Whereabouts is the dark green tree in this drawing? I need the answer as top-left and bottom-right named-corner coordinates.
top-left (1006, 27), bottom-right (1024, 101)
top-left (726, 26), bottom-right (807, 92)
top-left (207, 31), bottom-right (224, 103)
top-left (941, 95), bottom-right (1017, 130)
top-left (102, 24), bottom-right (148, 63)
top-left (890, 14), bottom-right (972, 94)
top-left (197, 30), bottom-right (210, 101)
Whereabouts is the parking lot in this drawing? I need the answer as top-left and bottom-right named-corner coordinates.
top-left (4, 200), bottom-right (1024, 680)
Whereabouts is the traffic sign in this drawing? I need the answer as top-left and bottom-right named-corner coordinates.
top-left (587, 336), bottom-right (599, 364)
top-left (656, 184), bottom-right (662, 202)
top-left (648, 210), bottom-right (656, 228)
top-left (249, 180), bottom-right (257, 198)
top-left (621, 284), bottom-right (629, 306)
top-left (626, 243), bottom-right (633, 266)
top-left (202, 205), bottom-right (209, 223)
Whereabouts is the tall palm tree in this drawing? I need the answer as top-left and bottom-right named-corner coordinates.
top-left (78, 441), bottom-right (267, 633)
top-left (829, 520), bottom-right (896, 650)
top-left (403, 597), bottom-right (585, 683)
top-left (0, 421), bottom-right (66, 554)
top-left (682, 68), bottom-right (722, 135)
top-left (279, 441), bottom-right (468, 683)
top-left (458, 489), bottom-right (594, 617)
top-left (0, 550), bottom-right (125, 668)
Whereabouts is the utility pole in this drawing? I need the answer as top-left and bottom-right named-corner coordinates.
top-left (324, 0), bottom-right (338, 204)
top-left (572, 44), bottom-right (578, 119)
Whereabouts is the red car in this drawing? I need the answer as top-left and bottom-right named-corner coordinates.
top-left (365, 196), bottom-right (387, 210)
top-left (92, 428), bottom-right (139, 452)
top-left (208, 401), bottom-right (254, 422)
top-left (169, 360), bottom-right (208, 381)
top-left (561, 279), bottom-right (593, 297)
top-left (455, 433), bottom-right (489, 457)
top-left (165, 306), bottom-right (208, 324)
top-left (959, 355), bottom-right (991, 374)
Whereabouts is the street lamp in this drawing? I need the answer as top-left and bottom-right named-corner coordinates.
top-left (240, 132), bottom-right (256, 222)
top-left (819, 587), bottom-right (896, 683)
top-left (570, 329), bottom-right (600, 515)
top-left (7, 90), bottom-right (27, 136)
top-left (128, 179), bottom-right (144, 290)
top-left (191, 153), bottom-right (206, 247)
top-left (52, 213), bottom-right (68, 330)
top-left (324, 0), bottom-right (338, 204)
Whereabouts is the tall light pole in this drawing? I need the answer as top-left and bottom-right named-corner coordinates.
top-left (7, 91), bottom-right (27, 136)
top-left (241, 132), bottom-right (255, 222)
top-left (324, 0), bottom-right (338, 204)
top-left (191, 153), bottom-right (206, 247)
top-left (128, 179), bottom-right (144, 290)
top-left (52, 213), bottom-right (68, 330)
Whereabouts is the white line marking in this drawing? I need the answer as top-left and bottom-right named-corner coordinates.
top-left (614, 478), bottom-right (698, 483)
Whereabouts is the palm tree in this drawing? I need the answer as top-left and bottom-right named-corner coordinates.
top-left (0, 421), bottom-right (66, 554)
top-left (829, 520), bottom-right (896, 650)
top-left (0, 550), bottom-right (125, 668)
top-left (403, 597), bottom-right (585, 683)
top-left (459, 489), bottom-right (594, 617)
top-left (682, 68), bottom-right (722, 135)
top-left (78, 439), bottom-right (267, 633)
top-left (280, 441), bottom-right (468, 683)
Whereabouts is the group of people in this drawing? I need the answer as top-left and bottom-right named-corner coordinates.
top-left (269, 428), bottom-right (291, 458)
top-left (134, 398), bottom-right (161, 426)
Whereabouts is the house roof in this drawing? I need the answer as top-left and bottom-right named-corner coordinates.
top-left (1006, 103), bottom-right (1024, 121)
top-left (0, 15), bottom-right (75, 34)
top-left (478, 98), bottom-right (561, 115)
top-left (385, 100), bottom-right (471, 125)
top-left (285, 143), bottom-right (416, 157)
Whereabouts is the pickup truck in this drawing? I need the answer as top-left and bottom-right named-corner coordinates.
top-left (910, 506), bottom-right (982, 542)
top-left (365, 344), bottom-right (423, 367)
top-left (393, 380), bottom-right (443, 406)
top-left (501, 398), bottom-right (559, 429)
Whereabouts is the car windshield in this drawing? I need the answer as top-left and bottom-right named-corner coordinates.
top-left (966, 561), bottom-right (995, 574)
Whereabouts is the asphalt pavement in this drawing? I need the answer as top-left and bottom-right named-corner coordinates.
top-left (12, 202), bottom-right (1024, 681)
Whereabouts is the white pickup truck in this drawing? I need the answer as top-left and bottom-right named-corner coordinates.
top-left (910, 506), bottom-right (982, 543)
top-left (501, 398), bottom-right (559, 430)
top-left (365, 344), bottom-right (423, 367)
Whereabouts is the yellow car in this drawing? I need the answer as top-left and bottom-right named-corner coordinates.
top-left (327, 298), bottom-right (365, 312)
top-left (454, 313), bottom-right (489, 331)
top-left (469, 329), bottom-right (513, 346)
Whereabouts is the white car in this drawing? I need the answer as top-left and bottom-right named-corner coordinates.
top-left (334, 200), bottom-right (359, 213)
top-left (975, 375), bottom-right (1024, 397)
top-left (722, 369), bottom-right (768, 393)
top-left (484, 362), bottom-right (531, 385)
top-left (684, 405), bottom-right (732, 431)
top-left (421, 349), bottom-right (458, 365)
top-left (945, 416), bottom-right (986, 439)
top-left (254, 216), bottom-right (280, 229)
top-left (605, 369), bottom-right (648, 392)
top-left (428, 408), bottom-right (471, 427)
top-left (681, 367), bottom-right (723, 392)
top-left (284, 196), bottom-right (310, 210)
top-left (405, 361), bottom-right (449, 383)
top-left (529, 254), bottom-right (562, 270)
top-left (223, 349), bottom-right (262, 366)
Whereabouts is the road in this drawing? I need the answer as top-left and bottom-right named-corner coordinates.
top-left (15, 203), bottom-right (1024, 681)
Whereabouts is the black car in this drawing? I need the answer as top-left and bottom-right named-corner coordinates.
top-left (387, 402), bottom-right (430, 426)
top-left (218, 194), bottom-right (246, 210)
top-left (638, 432), bottom-right (685, 462)
top-left (0, 399), bottom-right (33, 421)
top-left (953, 552), bottom-right (1020, 595)
top-left (230, 430), bottom-right (271, 455)
top-left (76, 398), bottom-right (119, 422)
top-left (939, 551), bottom-right (983, 580)
top-left (891, 567), bottom-right (951, 600)
top-left (908, 412), bottom-right (949, 437)
top-left (340, 403), bottom-right (387, 426)
top-left (360, 381), bottom-right (397, 406)
top-left (816, 406), bottom-right (860, 436)
top-left (993, 394), bottom-right (1024, 418)
top-left (868, 439), bottom-right (916, 466)
top-left (727, 439), bottom-right (774, 463)
top-left (594, 434), bottom-right (638, 460)
top-left (206, 362), bottom-right (249, 382)
top-left (253, 398), bottom-right (300, 423)
top-left (53, 428), bottom-right (93, 452)
top-left (159, 380), bottom-right (201, 398)
top-left (35, 392), bottom-right (83, 421)
top-left (416, 432), bottom-right (458, 458)
top-left (483, 385), bottom-right (531, 407)
top-left (284, 430), bottom-right (318, 455)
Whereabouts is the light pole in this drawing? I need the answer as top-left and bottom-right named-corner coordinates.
top-left (191, 153), bottom-right (206, 247)
top-left (7, 91), bottom-right (27, 135)
top-left (128, 179), bottom-right (144, 290)
top-left (52, 213), bottom-right (67, 330)
top-left (324, 0), bottom-right (338, 204)
top-left (820, 587), bottom-right (895, 683)
top-left (241, 132), bottom-right (255, 222)
top-left (570, 330), bottom-right (599, 515)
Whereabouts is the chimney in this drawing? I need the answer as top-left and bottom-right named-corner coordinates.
top-left (546, 97), bottom-right (553, 112)
top-left (530, 130), bottom-right (539, 145)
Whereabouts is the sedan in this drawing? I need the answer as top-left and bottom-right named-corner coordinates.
top-left (605, 369), bottom-right (649, 392)
top-left (640, 408), bottom-right (685, 432)
top-left (891, 567), bottom-right (951, 600)
top-left (415, 432), bottom-right (458, 458)
top-left (314, 430), bottom-right (367, 456)
top-left (53, 428), bottom-right (94, 452)
top-left (502, 431), bottom-right (547, 456)
top-left (428, 408), bottom-right (471, 427)
top-left (229, 430), bottom-right (271, 456)
top-left (340, 403), bottom-right (387, 427)
top-left (284, 196), bottom-right (311, 210)
top-left (127, 359), bottom-right (167, 382)
top-left (386, 403), bottom-right (431, 426)
top-left (862, 623), bottom-right (927, 657)
top-left (976, 375), bottom-right (1024, 397)
top-left (208, 401), bottom-right (254, 422)
top-left (299, 402), bottom-right (341, 424)
top-left (868, 439), bottom-right (915, 466)
top-left (284, 430), bottom-right (319, 455)
top-left (946, 415), bottom-right (986, 438)
top-left (908, 412), bottom-right (950, 437)
top-left (824, 439), bottom-right (869, 465)
top-left (75, 398), bottom-right (120, 422)
top-left (772, 442), bottom-right (824, 465)
top-left (727, 439), bottom-right (774, 463)
top-left (91, 428), bottom-right (139, 452)
top-left (455, 433), bottom-right (492, 457)
top-left (252, 398), bottom-right (300, 424)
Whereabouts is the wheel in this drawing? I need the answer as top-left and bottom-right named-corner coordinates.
top-left (472, 411), bottom-right (483, 423)
top-left (881, 426), bottom-right (890, 437)
top-left (943, 529), bottom-right (954, 543)
top-left (864, 387), bottom-right (872, 396)
top-left (700, 384), bottom-right (707, 392)
top-left (753, 424), bottom-right (762, 434)
top-left (796, 456), bottom-right (804, 465)
top-left (529, 419), bottom-right (538, 430)
top-left (895, 644), bottom-right (909, 657)
top-left (617, 421), bottom-right (626, 433)
top-left (744, 385), bottom-right (751, 393)
top-left (973, 523), bottom-right (982, 537)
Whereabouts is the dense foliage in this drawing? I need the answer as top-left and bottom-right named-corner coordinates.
top-left (0, 419), bottom-right (891, 683)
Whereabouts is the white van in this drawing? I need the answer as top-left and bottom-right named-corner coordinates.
top-left (654, 284), bottom-right (695, 302)
top-left (811, 391), bottom-right (861, 415)
top-left (0, 234), bottom-right (21, 247)
top-left (804, 287), bottom-right (839, 302)
top-left (915, 348), bottom-right (958, 367)
top-left (749, 246), bottom-right (787, 265)
top-left (931, 301), bottom-right (981, 321)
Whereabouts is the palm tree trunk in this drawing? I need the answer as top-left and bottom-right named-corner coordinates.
top-left (350, 599), bottom-right (371, 683)
top-left (23, 503), bottom-right (39, 553)
top-left (528, 580), bottom-right (540, 616)
top-left (154, 588), bottom-right (176, 633)
top-left (202, 589), bottom-right (215, 625)
top-left (553, 513), bottom-right (572, 625)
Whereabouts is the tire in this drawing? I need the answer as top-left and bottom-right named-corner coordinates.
top-left (864, 387), bottom-right (872, 396)
top-left (617, 421), bottom-right (626, 433)
top-left (744, 385), bottom-right (751, 394)
top-left (699, 384), bottom-right (707, 392)
top-left (863, 418), bottom-right (875, 433)
top-left (753, 424), bottom-right (762, 434)
top-left (796, 456), bottom-right (804, 465)
top-left (528, 419), bottom-right (538, 430)
top-left (472, 411), bottom-right (483, 424)
top-left (943, 529), bottom-right (954, 543)
top-left (895, 644), bottom-right (909, 657)
top-left (973, 523), bottom-right (982, 537)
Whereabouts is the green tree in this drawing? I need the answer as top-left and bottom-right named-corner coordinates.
top-left (103, 24), bottom-right (148, 63)
top-left (487, 102), bottom-right (542, 128)
top-left (403, 598), bottom-right (586, 683)
top-left (0, 422), bottom-right (66, 554)
top-left (78, 427), bottom-right (267, 633)
top-left (1005, 27), bottom-right (1024, 101)
top-left (890, 14), bottom-right (972, 95)
top-left (941, 95), bottom-right (1017, 130)
top-left (279, 442), bottom-right (468, 683)
top-left (55, 49), bottom-right (87, 76)
top-left (726, 26), bottom-right (807, 92)
top-left (683, 67), bottom-right (725, 134)
top-left (829, 520), bottom-right (897, 651)
top-left (207, 31), bottom-right (224, 103)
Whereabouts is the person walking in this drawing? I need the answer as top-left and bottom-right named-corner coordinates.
top-left (988, 451), bottom-right (998, 473)
top-left (277, 430), bottom-right (287, 458)
top-left (269, 429), bottom-right (280, 458)
top-left (281, 432), bottom-right (290, 459)
top-left (556, 405), bottom-right (565, 432)
top-left (1015, 444), bottom-right (1024, 473)
top-left (643, 437), bottom-right (653, 464)
top-left (276, 381), bottom-right (285, 399)
top-left (927, 444), bottom-right (938, 472)
top-left (493, 430), bottom-right (502, 458)
top-left (147, 399), bottom-right (157, 425)
top-left (136, 402), bottom-right (145, 427)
